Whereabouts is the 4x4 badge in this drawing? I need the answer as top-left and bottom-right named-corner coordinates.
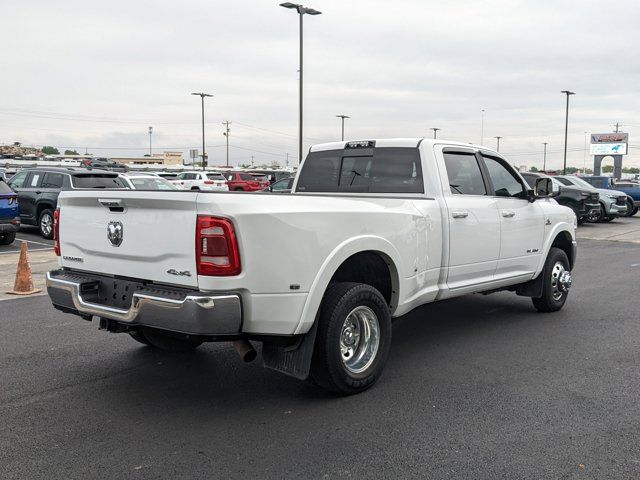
top-left (107, 221), bottom-right (123, 247)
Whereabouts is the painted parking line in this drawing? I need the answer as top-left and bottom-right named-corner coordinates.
top-left (0, 247), bottom-right (53, 255)
top-left (15, 236), bottom-right (53, 247)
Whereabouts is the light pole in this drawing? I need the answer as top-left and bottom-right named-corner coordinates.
top-left (542, 142), bottom-right (548, 171)
top-left (336, 114), bottom-right (350, 141)
top-left (561, 90), bottom-right (575, 175)
top-left (494, 136), bottom-right (502, 152)
top-left (480, 109), bottom-right (485, 145)
top-left (148, 126), bottom-right (153, 156)
top-left (191, 92), bottom-right (213, 170)
top-left (430, 127), bottom-right (440, 139)
top-left (280, 2), bottom-right (322, 164)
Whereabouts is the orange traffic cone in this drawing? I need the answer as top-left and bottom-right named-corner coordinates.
top-left (7, 241), bottom-right (42, 295)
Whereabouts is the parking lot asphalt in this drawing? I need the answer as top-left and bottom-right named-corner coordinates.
top-left (0, 226), bottom-right (54, 254)
top-left (1, 238), bottom-right (640, 479)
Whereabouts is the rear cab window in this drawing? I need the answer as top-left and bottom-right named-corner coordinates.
top-left (71, 175), bottom-right (125, 189)
top-left (296, 145), bottom-right (424, 194)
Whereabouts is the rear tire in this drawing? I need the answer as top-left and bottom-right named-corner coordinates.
top-left (632, 207), bottom-right (639, 217)
top-left (310, 282), bottom-right (392, 395)
top-left (532, 247), bottom-right (571, 313)
top-left (38, 209), bottom-right (54, 239)
top-left (140, 328), bottom-right (202, 352)
top-left (0, 232), bottom-right (16, 245)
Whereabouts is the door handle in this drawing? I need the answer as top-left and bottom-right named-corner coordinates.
top-left (452, 211), bottom-right (469, 219)
top-left (502, 210), bottom-right (516, 218)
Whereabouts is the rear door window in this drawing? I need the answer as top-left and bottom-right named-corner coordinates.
top-left (42, 172), bottom-right (65, 189)
top-left (443, 152), bottom-right (487, 195)
top-left (72, 175), bottom-right (125, 188)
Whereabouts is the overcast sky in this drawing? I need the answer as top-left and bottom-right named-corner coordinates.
top-left (2, 0), bottom-right (640, 169)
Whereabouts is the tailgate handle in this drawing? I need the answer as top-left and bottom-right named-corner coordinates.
top-left (99, 198), bottom-right (126, 212)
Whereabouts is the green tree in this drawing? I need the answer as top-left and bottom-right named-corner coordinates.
top-left (602, 165), bottom-right (614, 173)
top-left (529, 166), bottom-right (539, 172)
top-left (565, 166), bottom-right (580, 174)
top-left (238, 163), bottom-right (252, 169)
top-left (64, 149), bottom-right (79, 155)
top-left (41, 146), bottom-right (60, 155)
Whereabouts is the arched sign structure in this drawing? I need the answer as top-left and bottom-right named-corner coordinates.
top-left (591, 133), bottom-right (628, 179)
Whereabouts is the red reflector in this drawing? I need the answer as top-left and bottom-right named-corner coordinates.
top-left (196, 216), bottom-right (241, 276)
top-left (54, 208), bottom-right (61, 256)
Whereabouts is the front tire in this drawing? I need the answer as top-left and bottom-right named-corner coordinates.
top-left (532, 247), bottom-right (571, 313)
top-left (38, 209), bottom-right (54, 239)
top-left (310, 282), bottom-right (392, 395)
top-left (625, 199), bottom-right (635, 217)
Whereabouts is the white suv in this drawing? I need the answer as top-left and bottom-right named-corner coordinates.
top-left (171, 171), bottom-right (229, 191)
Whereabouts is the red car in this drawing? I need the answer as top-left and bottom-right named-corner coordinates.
top-left (224, 172), bottom-right (270, 191)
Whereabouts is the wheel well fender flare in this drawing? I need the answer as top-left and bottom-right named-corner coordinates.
top-left (293, 236), bottom-right (402, 335)
top-left (534, 224), bottom-right (576, 278)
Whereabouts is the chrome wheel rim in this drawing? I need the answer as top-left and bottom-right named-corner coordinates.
top-left (40, 214), bottom-right (53, 236)
top-left (550, 261), bottom-right (571, 301)
top-left (340, 306), bottom-right (380, 374)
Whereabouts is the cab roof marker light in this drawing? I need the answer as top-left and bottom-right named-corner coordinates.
top-left (345, 140), bottom-right (375, 149)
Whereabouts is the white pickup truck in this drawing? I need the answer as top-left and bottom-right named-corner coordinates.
top-left (46, 139), bottom-right (577, 394)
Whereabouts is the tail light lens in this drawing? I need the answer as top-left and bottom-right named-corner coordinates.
top-left (54, 208), bottom-right (61, 256)
top-left (204, 180), bottom-right (214, 185)
top-left (7, 196), bottom-right (16, 205)
top-left (196, 216), bottom-right (241, 276)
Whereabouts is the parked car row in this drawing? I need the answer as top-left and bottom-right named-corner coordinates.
top-left (1, 164), bottom-right (638, 243)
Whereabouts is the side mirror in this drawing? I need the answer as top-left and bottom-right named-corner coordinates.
top-left (534, 177), bottom-right (559, 198)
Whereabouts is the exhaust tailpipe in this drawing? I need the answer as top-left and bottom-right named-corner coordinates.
top-left (232, 340), bottom-right (257, 363)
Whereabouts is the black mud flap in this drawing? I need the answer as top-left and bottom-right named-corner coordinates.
top-left (515, 273), bottom-right (544, 298)
top-left (262, 321), bottom-right (318, 380)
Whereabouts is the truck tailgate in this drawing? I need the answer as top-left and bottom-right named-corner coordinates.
top-left (57, 191), bottom-right (199, 288)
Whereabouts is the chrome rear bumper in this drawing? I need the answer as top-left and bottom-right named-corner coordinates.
top-left (46, 270), bottom-right (242, 335)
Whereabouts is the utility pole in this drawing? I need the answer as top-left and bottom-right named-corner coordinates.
top-left (251, 155), bottom-right (255, 167)
top-left (222, 120), bottom-right (232, 167)
top-left (286, 152), bottom-right (289, 167)
top-left (191, 92), bottom-right (213, 170)
top-left (336, 114), bottom-right (350, 141)
top-left (583, 132), bottom-right (588, 174)
top-left (148, 126), bottom-right (153, 156)
top-left (494, 136), bottom-right (502, 152)
top-left (614, 122), bottom-right (622, 133)
top-left (480, 109), bottom-right (485, 145)
top-left (561, 90), bottom-right (575, 175)
top-left (542, 142), bottom-right (548, 172)
top-left (430, 127), bottom-right (440, 139)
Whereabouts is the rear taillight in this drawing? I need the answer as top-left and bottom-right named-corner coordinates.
top-left (204, 180), bottom-right (214, 185)
top-left (196, 216), bottom-right (241, 276)
top-left (7, 197), bottom-right (16, 205)
top-left (54, 208), bottom-right (61, 256)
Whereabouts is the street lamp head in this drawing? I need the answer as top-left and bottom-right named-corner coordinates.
top-left (305, 8), bottom-right (322, 15)
top-left (280, 2), bottom-right (300, 9)
top-left (336, 114), bottom-right (350, 119)
top-left (561, 90), bottom-right (576, 96)
top-left (191, 92), bottom-right (214, 97)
